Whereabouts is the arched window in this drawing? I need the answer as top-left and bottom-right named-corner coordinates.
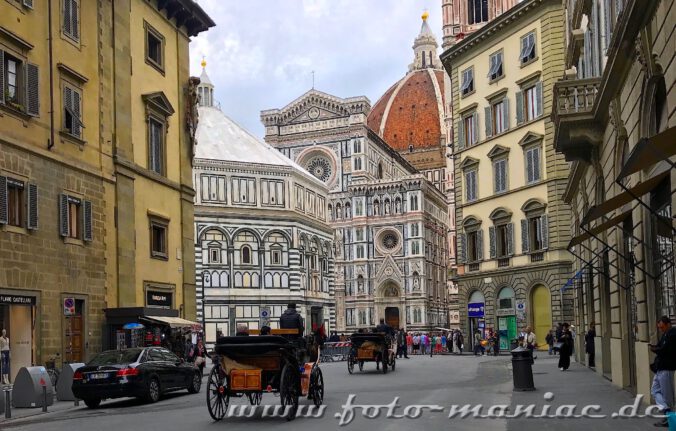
top-left (377, 162), bottom-right (384, 179)
top-left (241, 245), bottom-right (252, 264)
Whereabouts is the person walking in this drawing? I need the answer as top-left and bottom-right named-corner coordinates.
top-left (441, 333), bottom-right (447, 353)
top-left (585, 323), bottom-right (596, 368)
top-left (456, 331), bottom-right (464, 354)
top-left (412, 333), bottom-right (420, 355)
top-left (422, 333), bottom-right (429, 355)
top-left (524, 326), bottom-right (537, 363)
top-left (396, 329), bottom-right (407, 359)
top-left (558, 323), bottom-right (573, 371)
top-left (650, 316), bottom-right (676, 428)
top-left (190, 338), bottom-right (211, 376)
top-left (473, 330), bottom-right (482, 356)
top-left (406, 332), bottom-right (413, 357)
top-left (546, 330), bottom-right (555, 355)
top-left (429, 334), bottom-right (435, 357)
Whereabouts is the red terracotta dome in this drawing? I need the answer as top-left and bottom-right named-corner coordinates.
top-left (367, 69), bottom-right (446, 152)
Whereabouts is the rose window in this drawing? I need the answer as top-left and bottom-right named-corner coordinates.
top-left (382, 233), bottom-right (399, 250)
top-left (306, 157), bottom-right (333, 183)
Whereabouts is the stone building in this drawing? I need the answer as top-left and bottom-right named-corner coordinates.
top-left (0, 0), bottom-right (213, 376)
top-left (553, 0), bottom-right (674, 400)
top-left (440, 0), bottom-right (573, 350)
top-left (261, 90), bottom-right (449, 332)
top-left (193, 66), bottom-right (335, 345)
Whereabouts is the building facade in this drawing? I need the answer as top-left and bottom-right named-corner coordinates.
top-left (0, 0), bottom-right (213, 376)
top-left (441, 0), bottom-right (573, 350)
top-left (261, 90), bottom-right (450, 332)
top-left (553, 0), bottom-right (674, 400)
top-left (193, 68), bottom-right (335, 345)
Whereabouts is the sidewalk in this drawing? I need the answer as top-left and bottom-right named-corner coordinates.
top-left (506, 356), bottom-right (658, 430)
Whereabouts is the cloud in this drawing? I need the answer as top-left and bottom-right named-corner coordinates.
top-left (190, 0), bottom-right (443, 137)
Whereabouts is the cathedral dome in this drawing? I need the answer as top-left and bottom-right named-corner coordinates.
top-left (367, 13), bottom-right (446, 153)
top-left (367, 69), bottom-right (445, 152)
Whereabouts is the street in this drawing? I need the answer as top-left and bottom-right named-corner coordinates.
top-left (3, 354), bottom-right (656, 431)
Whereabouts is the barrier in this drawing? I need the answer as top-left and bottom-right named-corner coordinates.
top-left (320, 342), bottom-right (351, 362)
top-left (12, 367), bottom-right (54, 408)
top-left (56, 363), bottom-right (85, 401)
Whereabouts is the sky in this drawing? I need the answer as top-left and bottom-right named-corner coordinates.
top-left (189, 0), bottom-right (444, 138)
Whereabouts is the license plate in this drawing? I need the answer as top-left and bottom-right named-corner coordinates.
top-left (89, 373), bottom-right (109, 380)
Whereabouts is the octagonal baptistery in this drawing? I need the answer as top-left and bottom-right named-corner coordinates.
top-left (367, 12), bottom-right (447, 172)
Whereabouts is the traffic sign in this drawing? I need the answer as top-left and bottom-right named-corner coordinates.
top-left (260, 307), bottom-right (271, 327)
top-left (63, 297), bottom-right (75, 316)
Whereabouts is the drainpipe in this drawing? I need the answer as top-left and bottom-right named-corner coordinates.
top-left (47, 0), bottom-right (55, 150)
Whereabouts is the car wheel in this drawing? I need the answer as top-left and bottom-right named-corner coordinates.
top-left (146, 377), bottom-right (161, 403)
top-left (84, 398), bottom-right (101, 409)
top-left (188, 371), bottom-right (201, 394)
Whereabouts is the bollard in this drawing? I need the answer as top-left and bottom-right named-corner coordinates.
top-left (4, 387), bottom-right (11, 419)
top-left (42, 385), bottom-right (47, 412)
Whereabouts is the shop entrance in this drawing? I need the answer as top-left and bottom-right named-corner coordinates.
top-left (65, 299), bottom-right (84, 363)
top-left (385, 307), bottom-right (400, 329)
top-left (0, 294), bottom-right (36, 382)
top-left (531, 285), bottom-right (552, 351)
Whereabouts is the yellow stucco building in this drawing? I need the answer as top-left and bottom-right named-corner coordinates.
top-left (0, 0), bottom-right (213, 377)
top-left (441, 0), bottom-right (573, 351)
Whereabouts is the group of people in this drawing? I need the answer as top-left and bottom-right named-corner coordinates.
top-left (473, 328), bottom-right (500, 356)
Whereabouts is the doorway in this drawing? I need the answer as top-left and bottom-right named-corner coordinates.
top-left (310, 307), bottom-right (323, 332)
top-left (385, 307), bottom-right (400, 329)
top-left (531, 285), bottom-right (552, 351)
top-left (65, 299), bottom-right (84, 363)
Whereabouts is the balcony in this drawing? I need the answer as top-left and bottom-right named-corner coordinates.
top-left (552, 77), bottom-right (603, 162)
top-left (468, 263), bottom-right (480, 272)
top-left (530, 252), bottom-right (544, 263)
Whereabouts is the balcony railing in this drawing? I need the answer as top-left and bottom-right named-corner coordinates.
top-left (468, 263), bottom-right (480, 272)
top-left (497, 258), bottom-right (510, 268)
top-left (530, 252), bottom-right (544, 263)
top-left (554, 78), bottom-right (600, 116)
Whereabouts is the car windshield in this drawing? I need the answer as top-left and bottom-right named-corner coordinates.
top-left (87, 349), bottom-right (142, 366)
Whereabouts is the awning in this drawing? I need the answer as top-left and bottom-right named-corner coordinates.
top-left (581, 171), bottom-right (669, 226)
top-left (617, 127), bottom-right (676, 180)
top-left (142, 316), bottom-right (202, 329)
top-left (568, 209), bottom-right (632, 249)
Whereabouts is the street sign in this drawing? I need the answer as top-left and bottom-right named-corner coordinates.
top-left (260, 307), bottom-right (271, 328)
top-left (515, 299), bottom-right (526, 321)
top-left (63, 297), bottom-right (75, 316)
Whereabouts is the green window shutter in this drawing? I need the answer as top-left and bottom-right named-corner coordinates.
top-left (27, 183), bottom-right (38, 230)
top-left (516, 91), bottom-right (524, 125)
top-left (507, 222), bottom-right (514, 256)
top-left (541, 214), bottom-right (549, 249)
top-left (83, 200), bottom-right (92, 241)
top-left (502, 97), bottom-right (510, 130)
top-left (476, 229), bottom-right (484, 261)
top-left (485, 106), bottom-right (493, 138)
top-left (59, 194), bottom-right (69, 237)
top-left (535, 82), bottom-right (544, 117)
top-left (0, 176), bottom-right (7, 225)
top-left (25, 63), bottom-right (40, 117)
top-left (489, 226), bottom-right (496, 259)
top-left (0, 51), bottom-right (5, 105)
top-left (457, 119), bottom-right (465, 150)
top-left (521, 219), bottom-right (530, 253)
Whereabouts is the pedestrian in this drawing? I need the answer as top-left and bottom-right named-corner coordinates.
top-left (413, 333), bottom-right (420, 355)
top-left (570, 325), bottom-right (577, 356)
top-left (406, 332), bottom-right (413, 357)
top-left (650, 316), bottom-right (676, 428)
top-left (546, 330), bottom-right (554, 355)
top-left (421, 333), bottom-right (428, 355)
top-left (494, 330), bottom-right (500, 356)
top-left (555, 322), bottom-right (563, 342)
top-left (473, 330), bottom-right (482, 356)
top-left (456, 331), bottom-right (464, 354)
top-left (524, 326), bottom-right (537, 363)
top-left (441, 333), bottom-right (447, 353)
top-left (558, 323), bottom-right (573, 371)
top-left (190, 338), bottom-right (211, 376)
top-left (486, 329), bottom-right (495, 356)
top-left (585, 323), bottom-right (596, 368)
top-left (397, 329), bottom-right (407, 359)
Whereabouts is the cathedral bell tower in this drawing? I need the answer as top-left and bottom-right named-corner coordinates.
top-left (410, 11), bottom-right (439, 71)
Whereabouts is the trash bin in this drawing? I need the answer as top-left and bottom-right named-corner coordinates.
top-left (56, 363), bottom-right (85, 401)
top-left (12, 367), bottom-right (54, 408)
top-left (510, 339), bottom-right (519, 351)
top-left (511, 347), bottom-right (535, 391)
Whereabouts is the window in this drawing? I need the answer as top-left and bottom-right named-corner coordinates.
top-left (411, 223), bottom-right (419, 237)
top-left (353, 139), bottom-right (362, 154)
top-left (148, 117), bottom-right (165, 175)
top-left (59, 194), bottom-right (92, 241)
top-left (460, 67), bottom-right (474, 96)
top-left (63, 84), bottom-right (83, 138)
top-left (529, 217), bottom-right (543, 251)
top-left (409, 194), bottom-right (419, 211)
top-left (459, 113), bottom-right (478, 149)
top-left (63, 0), bottom-right (79, 41)
top-left (355, 200), bottom-right (364, 216)
top-left (524, 85), bottom-right (539, 121)
top-left (241, 245), bottom-right (252, 264)
top-left (467, 230), bottom-right (480, 262)
top-left (0, 175), bottom-right (38, 231)
top-left (209, 247), bottom-right (220, 264)
top-left (493, 159), bottom-right (507, 193)
top-left (5, 56), bottom-right (19, 104)
top-left (6, 178), bottom-right (24, 227)
top-left (356, 245), bottom-right (365, 259)
top-left (1, 51), bottom-right (39, 116)
top-left (486, 99), bottom-right (508, 137)
top-left (355, 227), bottom-right (365, 242)
top-left (261, 179), bottom-right (284, 207)
top-left (354, 157), bottom-right (363, 171)
top-left (411, 240), bottom-right (421, 255)
top-left (488, 51), bottom-right (503, 81)
top-left (519, 31), bottom-right (536, 65)
top-left (232, 177), bottom-right (256, 205)
top-left (144, 22), bottom-right (165, 73)
top-left (521, 214), bottom-right (549, 253)
top-left (377, 163), bottom-right (383, 179)
top-left (150, 218), bottom-right (168, 259)
top-left (467, 0), bottom-right (488, 24)
top-left (346, 308), bottom-right (355, 326)
top-left (271, 249), bottom-right (282, 265)
top-left (490, 223), bottom-right (513, 260)
top-left (525, 146), bottom-right (541, 183)
top-left (465, 169), bottom-right (477, 202)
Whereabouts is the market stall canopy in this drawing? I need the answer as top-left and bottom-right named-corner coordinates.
top-left (142, 316), bottom-right (202, 330)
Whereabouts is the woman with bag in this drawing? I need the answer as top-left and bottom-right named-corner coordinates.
top-left (558, 323), bottom-right (573, 371)
top-left (190, 339), bottom-right (210, 376)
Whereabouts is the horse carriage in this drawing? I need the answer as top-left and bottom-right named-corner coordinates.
top-left (347, 332), bottom-right (396, 374)
top-left (206, 329), bottom-right (324, 421)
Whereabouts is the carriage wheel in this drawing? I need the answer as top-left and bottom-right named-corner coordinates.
top-left (309, 368), bottom-right (324, 407)
top-left (247, 392), bottom-right (262, 405)
top-left (207, 366), bottom-right (229, 421)
top-left (280, 364), bottom-right (299, 421)
top-left (347, 355), bottom-right (354, 374)
top-left (391, 355), bottom-right (396, 371)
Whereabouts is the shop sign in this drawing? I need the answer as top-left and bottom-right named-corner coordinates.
top-left (515, 299), bottom-right (527, 320)
top-left (467, 302), bottom-right (485, 318)
top-left (0, 294), bottom-right (36, 305)
top-left (496, 308), bottom-right (515, 317)
top-left (64, 297), bottom-right (75, 316)
top-left (146, 291), bottom-right (172, 309)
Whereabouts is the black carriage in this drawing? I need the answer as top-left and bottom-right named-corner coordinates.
top-left (347, 332), bottom-right (396, 374)
top-left (206, 329), bottom-right (324, 421)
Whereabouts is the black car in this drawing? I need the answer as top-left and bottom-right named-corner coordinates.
top-left (72, 347), bottom-right (201, 408)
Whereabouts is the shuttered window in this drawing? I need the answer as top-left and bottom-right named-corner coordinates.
top-left (488, 51), bottom-right (504, 81)
top-left (460, 67), bottom-right (474, 96)
top-left (525, 146), bottom-right (542, 184)
top-left (148, 117), bottom-right (165, 175)
top-left (63, 0), bottom-right (79, 41)
top-left (519, 31), bottom-right (536, 64)
top-left (144, 21), bottom-right (165, 73)
top-left (59, 194), bottom-right (92, 241)
top-left (63, 84), bottom-right (83, 138)
top-left (465, 169), bottom-right (477, 202)
top-left (0, 51), bottom-right (40, 116)
top-left (524, 82), bottom-right (543, 121)
top-left (493, 158), bottom-right (507, 193)
top-left (149, 217), bottom-right (168, 259)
